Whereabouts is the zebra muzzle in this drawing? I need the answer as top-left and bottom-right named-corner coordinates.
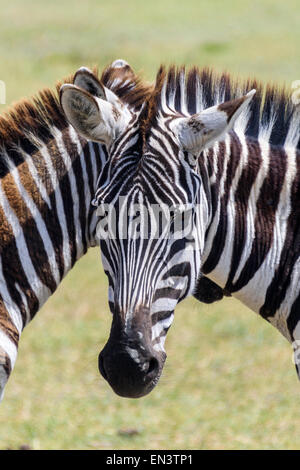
top-left (98, 313), bottom-right (166, 398)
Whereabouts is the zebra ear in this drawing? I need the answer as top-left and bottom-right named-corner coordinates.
top-left (177, 90), bottom-right (256, 153)
top-left (60, 84), bottom-right (121, 145)
top-left (73, 65), bottom-right (131, 109)
top-left (73, 67), bottom-right (106, 99)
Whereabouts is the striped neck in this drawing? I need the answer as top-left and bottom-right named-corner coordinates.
top-left (0, 120), bottom-right (107, 400)
top-left (200, 131), bottom-right (299, 340)
top-left (0, 124), bottom-right (105, 338)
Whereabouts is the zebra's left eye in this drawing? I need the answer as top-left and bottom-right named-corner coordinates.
top-left (188, 153), bottom-right (198, 167)
top-left (169, 207), bottom-right (183, 223)
top-left (169, 209), bottom-right (178, 221)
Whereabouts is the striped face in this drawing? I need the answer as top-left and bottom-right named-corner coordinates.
top-left (94, 118), bottom-right (203, 398)
top-left (93, 118), bottom-right (204, 398)
top-left (61, 67), bottom-right (255, 398)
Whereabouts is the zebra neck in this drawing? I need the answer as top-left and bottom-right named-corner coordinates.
top-left (200, 130), bottom-right (299, 328)
top-left (0, 125), bottom-right (105, 336)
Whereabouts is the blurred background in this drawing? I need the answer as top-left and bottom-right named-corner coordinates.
top-left (0, 0), bottom-right (299, 450)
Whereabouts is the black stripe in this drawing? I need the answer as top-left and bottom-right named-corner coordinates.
top-left (153, 288), bottom-right (182, 302)
top-left (151, 310), bottom-right (173, 325)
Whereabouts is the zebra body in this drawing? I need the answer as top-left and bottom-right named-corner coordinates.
top-left (61, 64), bottom-right (300, 398)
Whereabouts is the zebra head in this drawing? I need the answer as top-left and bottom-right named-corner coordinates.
top-left (60, 65), bottom-right (255, 398)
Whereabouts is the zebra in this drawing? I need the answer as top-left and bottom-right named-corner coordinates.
top-left (61, 64), bottom-right (300, 399)
top-left (0, 59), bottom-right (154, 402)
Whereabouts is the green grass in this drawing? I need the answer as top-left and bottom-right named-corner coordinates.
top-left (0, 0), bottom-right (300, 450)
top-left (1, 250), bottom-right (299, 450)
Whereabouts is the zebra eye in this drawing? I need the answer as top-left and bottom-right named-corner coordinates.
top-left (169, 207), bottom-right (183, 223)
top-left (188, 153), bottom-right (198, 167)
top-left (183, 150), bottom-right (198, 168)
top-left (169, 209), bottom-right (176, 221)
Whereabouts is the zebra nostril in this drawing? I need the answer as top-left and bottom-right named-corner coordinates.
top-left (146, 357), bottom-right (159, 376)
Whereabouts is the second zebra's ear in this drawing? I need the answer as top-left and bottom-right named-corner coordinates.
top-left (175, 90), bottom-right (256, 154)
top-left (60, 84), bottom-right (126, 146)
top-left (73, 67), bottom-right (106, 99)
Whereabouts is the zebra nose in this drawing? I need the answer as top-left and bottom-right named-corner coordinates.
top-left (98, 347), bottom-right (164, 398)
top-left (98, 352), bottom-right (159, 382)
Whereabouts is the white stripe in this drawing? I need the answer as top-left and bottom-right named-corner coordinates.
top-left (209, 141), bottom-right (219, 185)
top-left (258, 106), bottom-right (277, 142)
top-left (151, 297), bottom-right (179, 314)
top-left (195, 75), bottom-right (204, 112)
top-left (88, 142), bottom-right (98, 190)
top-left (179, 71), bottom-right (188, 115)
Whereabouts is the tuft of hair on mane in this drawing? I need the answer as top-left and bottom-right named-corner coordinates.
top-left (144, 65), bottom-right (300, 151)
top-left (101, 62), bottom-right (153, 111)
top-left (140, 65), bottom-right (168, 140)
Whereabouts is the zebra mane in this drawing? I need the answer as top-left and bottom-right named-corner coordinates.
top-left (145, 66), bottom-right (300, 150)
top-left (0, 63), bottom-right (152, 175)
top-left (101, 63), bottom-right (153, 111)
top-left (1, 63), bottom-right (298, 165)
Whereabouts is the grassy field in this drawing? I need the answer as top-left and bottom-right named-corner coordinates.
top-left (0, 0), bottom-right (300, 450)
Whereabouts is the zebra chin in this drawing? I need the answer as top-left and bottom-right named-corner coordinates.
top-left (98, 311), bottom-right (167, 398)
